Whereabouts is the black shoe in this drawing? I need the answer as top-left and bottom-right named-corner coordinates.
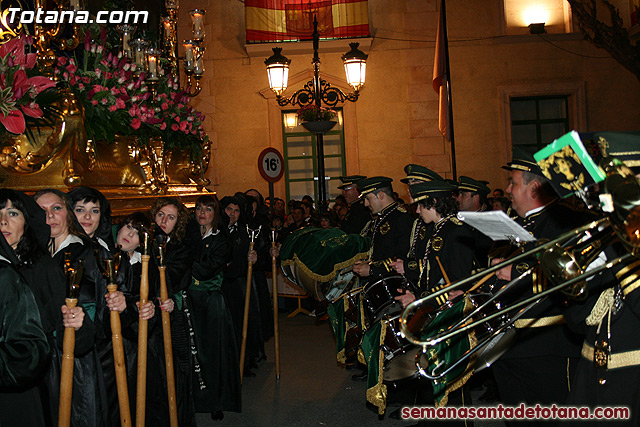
top-left (351, 371), bottom-right (367, 382)
top-left (345, 362), bottom-right (365, 371)
top-left (211, 411), bottom-right (224, 421)
top-left (388, 408), bottom-right (402, 420)
top-left (478, 387), bottom-right (498, 403)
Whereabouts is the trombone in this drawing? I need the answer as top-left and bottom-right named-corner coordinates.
top-left (400, 158), bottom-right (640, 381)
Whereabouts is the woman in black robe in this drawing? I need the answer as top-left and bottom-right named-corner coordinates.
top-left (150, 197), bottom-right (200, 426)
top-left (114, 212), bottom-right (165, 426)
top-left (188, 195), bottom-right (241, 420)
top-left (220, 195), bottom-right (268, 376)
top-left (34, 189), bottom-right (109, 427)
top-left (68, 186), bottom-right (125, 426)
top-left (0, 192), bottom-right (50, 427)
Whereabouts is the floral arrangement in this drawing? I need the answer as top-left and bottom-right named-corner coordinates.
top-left (0, 35), bottom-right (60, 139)
top-left (54, 29), bottom-right (208, 154)
top-left (297, 104), bottom-right (337, 122)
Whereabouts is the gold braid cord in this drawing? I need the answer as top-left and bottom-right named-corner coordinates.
top-left (280, 251), bottom-right (369, 283)
top-left (435, 297), bottom-right (477, 408)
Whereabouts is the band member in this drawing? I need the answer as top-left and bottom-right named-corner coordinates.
top-left (399, 164), bottom-right (445, 185)
top-left (490, 151), bottom-right (595, 423)
top-left (390, 180), bottom-right (477, 425)
top-left (350, 176), bottom-right (413, 413)
top-left (455, 176), bottom-right (491, 212)
top-left (352, 176), bottom-right (414, 280)
top-left (337, 175), bottom-right (370, 235)
top-left (394, 180), bottom-right (478, 305)
top-left (564, 136), bottom-right (640, 425)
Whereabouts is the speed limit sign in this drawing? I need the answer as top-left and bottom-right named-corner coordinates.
top-left (258, 147), bottom-right (284, 183)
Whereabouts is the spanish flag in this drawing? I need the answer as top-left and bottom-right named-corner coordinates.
top-left (245, 0), bottom-right (369, 43)
top-left (432, 0), bottom-right (450, 142)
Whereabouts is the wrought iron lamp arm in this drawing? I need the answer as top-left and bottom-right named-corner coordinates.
top-left (275, 79), bottom-right (359, 108)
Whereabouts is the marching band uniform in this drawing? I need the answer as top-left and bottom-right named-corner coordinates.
top-left (402, 181), bottom-right (478, 424)
top-left (338, 175), bottom-right (371, 235)
top-left (564, 135), bottom-right (640, 425)
top-left (399, 164), bottom-right (448, 285)
top-left (354, 177), bottom-right (413, 413)
top-left (492, 157), bottom-right (595, 425)
top-left (566, 254), bottom-right (640, 425)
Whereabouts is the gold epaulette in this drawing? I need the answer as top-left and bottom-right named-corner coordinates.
top-left (450, 216), bottom-right (462, 225)
top-left (616, 259), bottom-right (640, 296)
top-left (397, 205), bottom-right (407, 213)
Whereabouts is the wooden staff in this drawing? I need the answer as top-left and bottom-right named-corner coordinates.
top-left (136, 231), bottom-right (152, 427)
top-left (435, 255), bottom-right (494, 295)
top-left (156, 237), bottom-right (178, 427)
top-left (435, 256), bottom-right (451, 286)
top-left (58, 256), bottom-right (83, 427)
top-left (103, 255), bottom-right (131, 426)
top-left (240, 226), bottom-right (261, 382)
top-left (271, 230), bottom-right (281, 381)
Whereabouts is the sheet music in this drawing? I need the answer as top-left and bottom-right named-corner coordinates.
top-left (457, 210), bottom-right (536, 243)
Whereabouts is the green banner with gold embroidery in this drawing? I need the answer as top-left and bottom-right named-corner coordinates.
top-left (420, 297), bottom-right (474, 407)
top-left (280, 227), bottom-right (370, 281)
top-left (534, 130), bottom-right (606, 198)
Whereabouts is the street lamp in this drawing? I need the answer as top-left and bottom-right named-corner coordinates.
top-left (265, 16), bottom-right (367, 209)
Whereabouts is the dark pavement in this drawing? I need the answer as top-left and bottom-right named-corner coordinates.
top-left (195, 311), bottom-right (506, 427)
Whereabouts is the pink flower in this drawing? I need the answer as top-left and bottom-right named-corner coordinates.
top-left (0, 110), bottom-right (26, 134)
top-left (131, 118), bottom-right (141, 129)
top-left (160, 122), bottom-right (167, 130)
top-left (171, 123), bottom-right (179, 131)
top-left (115, 98), bottom-right (125, 109)
top-left (91, 100), bottom-right (99, 105)
top-left (109, 105), bottom-right (117, 112)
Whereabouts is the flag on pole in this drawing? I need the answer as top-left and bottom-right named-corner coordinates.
top-left (432, 1), bottom-right (450, 141)
top-left (245, 0), bottom-right (369, 42)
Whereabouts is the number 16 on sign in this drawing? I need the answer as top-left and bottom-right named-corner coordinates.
top-left (258, 147), bottom-right (285, 210)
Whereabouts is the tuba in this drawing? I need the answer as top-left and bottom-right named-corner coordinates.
top-left (400, 158), bottom-right (640, 381)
